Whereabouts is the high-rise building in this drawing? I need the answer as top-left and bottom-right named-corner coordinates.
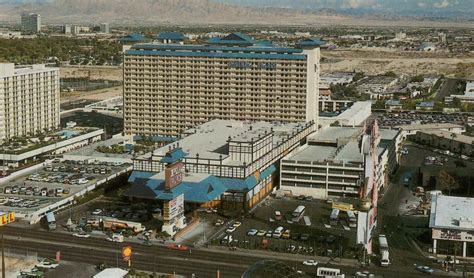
top-left (0, 64), bottom-right (60, 141)
top-left (123, 33), bottom-right (322, 137)
top-left (438, 32), bottom-right (447, 44)
top-left (21, 13), bottom-right (41, 33)
top-left (100, 23), bottom-right (109, 34)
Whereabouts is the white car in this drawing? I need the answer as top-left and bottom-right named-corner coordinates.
top-left (72, 232), bottom-right (90, 238)
top-left (247, 229), bottom-right (258, 236)
top-left (91, 209), bottom-right (103, 215)
top-left (225, 226), bottom-right (236, 233)
top-left (302, 260), bottom-right (318, 266)
top-left (36, 260), bottom-right (59, 269)
top-left (233, 221), bottom-right (242, 228)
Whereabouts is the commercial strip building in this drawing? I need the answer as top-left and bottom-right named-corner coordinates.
top-left (21, 13), bottom-right (41, 33)
top-left (280, 124), bottom-right (401, 199)
top-left (123, 33), bottom-right (322, 138)
top-left (414, 130), bottom-right (473, 156)
top-left (125, 119), bottom-right (315, 210)
top-left (429, 194), bottom-right (474, 257)
top-left (395, 123), bottom-right (466, 140)
top-left (319, 101), bottom-right (371, 127)
top-left (0, 63), bottom-right (60, 141)
top-left (0, 128), bottom-right (104, 168)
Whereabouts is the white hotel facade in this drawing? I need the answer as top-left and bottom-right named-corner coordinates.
top-left (0, 63), bottom-right (60, 141)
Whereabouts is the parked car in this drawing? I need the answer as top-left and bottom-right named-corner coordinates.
top-left (232, 221), bottom-right (242, 228)
top-left (256, 230), bottom-right (266, 237)
top-left (92, 209), bottom-right (103, 215)
top-left (214, 219), bottom-right (224, 226)
top-left (226, 226), bottom-right (237, 233)
top-left (265, 230), bottom-right (273, 237)
top-left (36, 260), bottom-right (59, 269)
top-left (247, 229), bottom-right (258, 236)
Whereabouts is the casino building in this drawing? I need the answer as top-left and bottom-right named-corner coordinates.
top-left (123, 32), bottom-right (323, 137)
top-left (125, 119), bottom-right (315, 210)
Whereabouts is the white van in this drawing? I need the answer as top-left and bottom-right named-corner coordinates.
top-left (273, 226), bottom-right (284, 238)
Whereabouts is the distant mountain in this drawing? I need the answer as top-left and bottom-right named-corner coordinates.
top-left (0, 0), bottom-right (472, 27)
top-left (214, 0), bottom-right (474, 20)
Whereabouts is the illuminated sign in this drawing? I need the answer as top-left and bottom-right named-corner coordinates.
top-left (164, 194), bottom-right (184, 222)
top-left (122, 246), bottom-right (132, 261)
top-left (332, 202), bottom-right (354, 212)
top-left (228, 61), bottom-right (276, 70)
top-left (0, 212), bottom-right (15, 226)
top-left (165, 162), bottom-right (184, 189)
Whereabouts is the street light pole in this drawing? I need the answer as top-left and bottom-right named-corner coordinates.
top-left (1, 227), bottom-right (5, 278)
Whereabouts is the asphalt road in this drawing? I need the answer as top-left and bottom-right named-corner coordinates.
top-left (2, 226), bottom-right (440, 277)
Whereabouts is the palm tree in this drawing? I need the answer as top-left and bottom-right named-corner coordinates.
top-left (450, 133), bottom-right (457, 152)
top-left (438, 171), bottom-right (458, 196)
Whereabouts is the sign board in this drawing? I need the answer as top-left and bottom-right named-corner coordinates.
top-left (164, 194), bottom-right (184, 222)
top-left (0, 212), bottom-right (15, 226)
top-left (122, 246), bottom-right (132, 262)
top-left (165, 162), bottom-right (184, 189)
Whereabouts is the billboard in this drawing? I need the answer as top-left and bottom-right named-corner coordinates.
top-left (165, 162), bottom-right (184, 189)
top-left (164, 194), bottom-right (184, 221)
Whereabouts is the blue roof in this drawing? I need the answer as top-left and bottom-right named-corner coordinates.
top-left (160, 148), bottom-right (188, 164)
top-left (57, 130), bottom-right (79, 139)
top-left (385, 100), bottom-right (401, 106)
top-left (299, 38), bottom-right (325, 47)
top-left (417, 101), bottom-right (434, 107)
top-left (130, 44), bottom-right (302, 54)
top-left (126, 164), bottom-right (278, 203)
top-left (120, 33), bottom-right (147, 43)
top-left (128, 171), bottom-right (156, 183)
top-left (157, 32), bottom-right (186, 41)
top-left (125, 50), bottom-right (306, 60)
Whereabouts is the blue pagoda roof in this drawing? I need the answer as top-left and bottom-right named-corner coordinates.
top-left (299, 38), bottom-right (326, 47)
top-left (120, 33), bottom-right (147, 43)
top-left (160, 148), bottom-right (188, 164)
top-left (157, 32), bottom-right (186, 41)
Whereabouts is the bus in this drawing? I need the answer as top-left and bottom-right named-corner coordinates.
top-left (303, 216), bottom-right (311, 226)
top-left (45, 212), bottom-right (56, 230)
top-left (329, 209), bottom-right (340, 226)
top-left (292, 205), bottom-right (305, 222)
top-left (316, 267), bottom-right (345, 277)
top-left (346, 210), bottom-right (357, 228)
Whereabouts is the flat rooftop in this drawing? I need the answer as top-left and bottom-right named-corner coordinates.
top-left (308, 126), bottom-right (362, 145)
top-left (138, 119), bottom-right (312, 165)
top-left (429, 195), bottom-right (474, 231)
top-left (288, 139), bottom-right (363, 164)
top-left (420, 130), bottom-right (473, 145)
top-left (395, 123), bottom-right (465, 131)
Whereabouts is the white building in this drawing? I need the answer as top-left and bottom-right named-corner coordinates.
top-left (100, 23), bottom-right (110, 34)
top-left (319, 101), bottom-right (371, 127)
top-left (0, 64), bottom-right (60, 141)
top-left (429, 194), bottom-right (474, 258)
top-left (395, 123), bottom-right (466, 140)
top-left (21, 13), bottom-right (41, 33)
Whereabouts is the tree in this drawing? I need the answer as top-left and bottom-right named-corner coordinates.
top-left (411, 75), bottom-right (424, 83)
top-left (438, 171), bottom-right (459, 196)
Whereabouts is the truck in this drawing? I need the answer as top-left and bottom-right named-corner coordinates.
top-left (379, 234), bottom-right (390, 267)
top-left (45, 212), bottom-right (56, 231)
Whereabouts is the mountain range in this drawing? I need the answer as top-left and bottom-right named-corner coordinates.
top-left (0, 0), bottom-right (473, 27)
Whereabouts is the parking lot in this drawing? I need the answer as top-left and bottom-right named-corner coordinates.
top-left (0, 159), bottom-right (132, 216)
top-left (375, 111), bottom-right (470, 127)
top-left (209, 197), bottom-right (359, 260)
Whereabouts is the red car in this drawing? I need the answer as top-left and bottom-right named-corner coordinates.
top-left (166, 244), bottom-right (189, 251)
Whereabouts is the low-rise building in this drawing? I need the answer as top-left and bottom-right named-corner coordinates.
top-left (414, 130), bottom-right (473, 156)
top-left (396, 123), bottom-right (466, 140)
top-left (429, 194), bottom-right (474, 257)
top-left (358, 76), bottom-right (399, 100)
top-left (416, 101), bottom-right (435, 111)
top-left (126, 119), bottom-right (315, 209)
top-left (280, 122), bottom-right (393, 199)
top-left (319, 99), bottom-right (353, 112)
top-left (319, 72), bottom-right (355, 88)
top-left (319, 101), bottom-right (371, 127)
top-left (385, 100), bottom-right (402, 111)
top-left (445, 80), bottom-right (474, 104)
